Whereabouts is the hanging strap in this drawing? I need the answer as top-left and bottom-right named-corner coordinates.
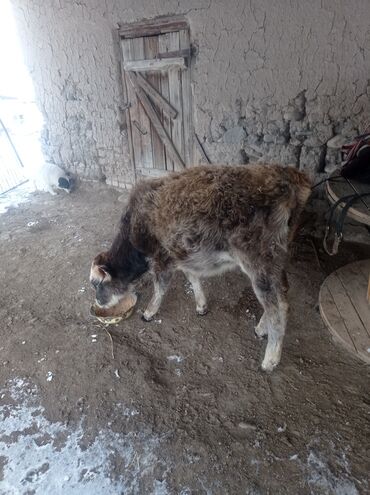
top-left (323, 192), bottom-right (370, 255)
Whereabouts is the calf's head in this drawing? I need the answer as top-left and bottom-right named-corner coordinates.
top-left (90, 246), bottom-right (149, 308)
top-left (90, 252), bottom-right (129, 308)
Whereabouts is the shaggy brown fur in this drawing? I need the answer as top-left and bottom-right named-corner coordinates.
top-left (90, 164), bottom-right (311, 371)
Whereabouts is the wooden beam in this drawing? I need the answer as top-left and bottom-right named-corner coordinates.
top-left (119, 16), bottom-right (188, 38)
top-left (135, 73), bottom-right (177, 120)
top-left (144, 35), bottom-right (165, 172)
top-left (157, 49), bottom-right (191, 60)
top-left (167, 31), bottom-right (183, 171)
top-left (127, 72), bottom-right (185, 169)
top-left (158, 32), bottom-right (174, 171)
top-left (180, 29), bottom-right (193, 165)
top-left (130, 37), bottom-right (154, 169)
top-left (124, 57), bottom-right (186, 72)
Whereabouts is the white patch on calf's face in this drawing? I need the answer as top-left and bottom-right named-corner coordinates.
top-left (95, 293), bottom-right (124, 309)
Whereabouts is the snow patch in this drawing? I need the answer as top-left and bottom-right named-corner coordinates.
top-left (0, 378), bottom-right (170, 494)
top-left (307, 451), bottom-right (359, 495)
top-left (167, 355), bottom-right (183, 363)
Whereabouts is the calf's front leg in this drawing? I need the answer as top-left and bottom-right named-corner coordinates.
top-left (142, 270), bottom-right (172, 322)
top-left (185, 272), bottom-right (208, 315)
top-left (255, 270), bottom-right (288, 339)
top-left (252, 272), bottom-right (288, 372)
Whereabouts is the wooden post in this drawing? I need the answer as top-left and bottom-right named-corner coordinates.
top-left (124, 57), bottom-right (186, 72)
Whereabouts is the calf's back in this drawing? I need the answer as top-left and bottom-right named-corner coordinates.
top-left (127, 164), bottom-right (311, 261)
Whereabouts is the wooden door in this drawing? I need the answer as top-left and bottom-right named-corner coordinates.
top-left (120, 17), bottom-right (192, 178)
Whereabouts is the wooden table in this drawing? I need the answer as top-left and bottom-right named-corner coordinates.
top-left (319, 170), bottom-right (370, 363)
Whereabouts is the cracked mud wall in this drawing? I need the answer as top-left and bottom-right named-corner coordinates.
top-left (11, 0), bottom-right (370, 187)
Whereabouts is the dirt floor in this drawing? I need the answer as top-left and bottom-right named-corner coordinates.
top-left (0, 182), bottom-right (369, 495)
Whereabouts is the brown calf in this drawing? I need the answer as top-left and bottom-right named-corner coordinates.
top-left (90, 164), bottom-right (311, 371)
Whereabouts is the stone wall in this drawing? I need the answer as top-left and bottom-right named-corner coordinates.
top-left (12, 0), bottom-right (370, 187)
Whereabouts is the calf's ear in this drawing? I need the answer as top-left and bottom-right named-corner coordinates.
top-left (90, 252), bottom-right (112, 283)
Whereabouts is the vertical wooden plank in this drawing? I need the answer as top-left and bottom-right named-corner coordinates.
top-left (121, 39), bottom-right (139, 175)
top-left (168, 31), bottom-right (184, 171)
top-left (179, 29), bottom-right (192, 166)
top-left (144, 36), bottom-right (166, 170)
top-left (131, 37), bottom-right (153, 169)
top-left (158, 33), bottom-right (173, 171)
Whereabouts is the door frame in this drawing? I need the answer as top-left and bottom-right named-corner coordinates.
top-left (118, 15), bottom-right (194, 181)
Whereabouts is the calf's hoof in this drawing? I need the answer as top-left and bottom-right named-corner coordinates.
top-left (261, 361), bottom-right (277, 372)
top-left (196, 306), bottom-right (208, 316)
top-left (261, 355), bottom-right (280, 372)
top-left (254, 326), bottom-right (268, 340)
top-left (141, 312), bottom-right (153, 322)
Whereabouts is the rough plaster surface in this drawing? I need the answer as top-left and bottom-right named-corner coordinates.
top-left (12, 0), bottom-right (370, 185)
